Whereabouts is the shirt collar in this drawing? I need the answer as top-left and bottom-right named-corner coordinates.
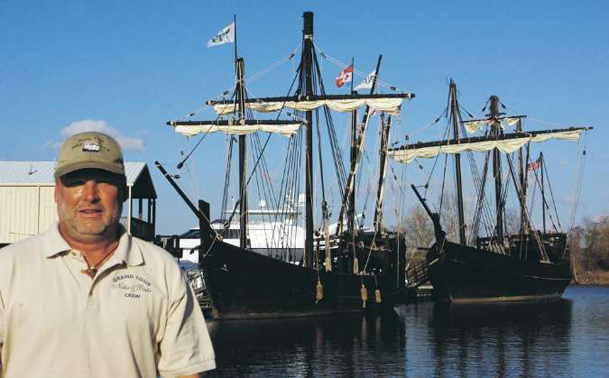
top-left (42, 221), bottom-right (72, 258)
top-left (43, 221), bottom-right (144, 267)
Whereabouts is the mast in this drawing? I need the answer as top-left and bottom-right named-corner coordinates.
top-left (449, 80), bottom-right (466, 245)
top-left (517, 119), bottom-right (527, 235)
top-left (337, 54), bottom-right (383, 235)
top-left (541, 152), bottom-right (546, 234)
top-left (517, 118), bottom-right (527, 257)
top-left (236, 58), bottom-right (248, 249)
top-left (490, 95), bottom-right (504, 242)
top-left (373, 114), bottom-right (391, 233)
top-left (348, 112), bottom-right (357, 233)
top-left (302, 11), bottom-right (315, 267)
top-left (348, 57), bottom-right (357, 237)
top-left (233, 14), bottom-right (238, 65)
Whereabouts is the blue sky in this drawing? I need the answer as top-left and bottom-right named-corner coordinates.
top-left (1, 0), bottom-right (607, 234)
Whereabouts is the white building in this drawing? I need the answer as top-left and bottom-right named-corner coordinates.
top-left (0, 161), bottom-right (157, 247)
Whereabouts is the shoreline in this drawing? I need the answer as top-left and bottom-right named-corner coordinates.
top-left (573, 271), bottom-right (609, 286)
top-left (570, 282), bottom-right (609, 287)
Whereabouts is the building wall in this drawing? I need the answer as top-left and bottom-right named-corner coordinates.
top-left (39, 186), bottom-right (58, 234)
top-left (0, 185), bottom-right (57, 244)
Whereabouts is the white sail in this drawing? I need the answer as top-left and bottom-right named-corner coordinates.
top-left (388, 129), bottom-right (582, 163)
top-left (463, 117), bottom-right (521, 133)
top-left (212, 97), bottom-right (405, 116)
top-left (170, 122), bottom-right (303, 137)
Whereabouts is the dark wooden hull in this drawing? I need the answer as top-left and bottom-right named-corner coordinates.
top-left (202, 236), bottom-right (406, 320)
top-left (427, 240), bottom-right (572, 303)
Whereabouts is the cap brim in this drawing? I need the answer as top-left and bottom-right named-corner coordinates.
top-left (55, 161), bottom-right (125, 177)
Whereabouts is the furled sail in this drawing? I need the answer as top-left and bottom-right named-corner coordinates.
top-left (208, 93), bottom-right (414, 117)
top-left (388, 127), bottom-right (588, 163)
top-left (463, 116), bottom-right (523, 133)
top-left (168, 119), bottom-right (304, 137)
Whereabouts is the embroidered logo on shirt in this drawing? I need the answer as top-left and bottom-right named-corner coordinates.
top-left (111, 274), bottom-right (152, 299)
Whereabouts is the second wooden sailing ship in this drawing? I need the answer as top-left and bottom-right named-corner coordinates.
top-left (389, 80), bottom-right (591, 303)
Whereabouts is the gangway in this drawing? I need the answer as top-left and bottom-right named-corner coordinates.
top-left (405, 259), bottom-right (431, 289)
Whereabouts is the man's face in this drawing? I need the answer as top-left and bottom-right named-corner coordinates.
top-left (55, 169), bottom-right (125, 244)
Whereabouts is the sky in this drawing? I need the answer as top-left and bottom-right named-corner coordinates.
top-left (1, 0), bottom-right (608, 235)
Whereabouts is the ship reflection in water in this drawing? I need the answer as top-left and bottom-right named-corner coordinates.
top-left (206, 286), bottom-right (609, 377)
top-left (207, 311), bottom-right (407, 377)
top-left (428, 300), bottom-right (572, 377)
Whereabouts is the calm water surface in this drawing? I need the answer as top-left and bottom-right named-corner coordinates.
top-left (206, 285), bottom-right (609, 377)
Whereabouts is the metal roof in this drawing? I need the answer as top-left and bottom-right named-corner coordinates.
top-left (0, 161), bottom-right (155, 198)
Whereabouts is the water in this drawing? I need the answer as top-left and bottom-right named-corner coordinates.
top-left (206, 285), bottom-right (609, 377)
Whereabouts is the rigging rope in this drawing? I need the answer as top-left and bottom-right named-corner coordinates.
top-left (569, 130), bottom-right (588, 231)
top-left (543, 156), bottom-right (562, 232)
top-left (505, 153), bottom-right (550, 261)
top-left (312, 41), bottom-right (405, 93)
top-left (220, 136), bottom-right (235, 219)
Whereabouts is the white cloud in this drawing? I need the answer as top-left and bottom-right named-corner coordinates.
top-left (116, 136), bottom-right (145, 151)
top-left (57, 119), bottom-right (145, 151)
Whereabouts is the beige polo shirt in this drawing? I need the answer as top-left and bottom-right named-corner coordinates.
top-left (0, 222), bottom-right (215, 378)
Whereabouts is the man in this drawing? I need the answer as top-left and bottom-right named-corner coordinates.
top-left (0, 132), bottom-right (215, 377)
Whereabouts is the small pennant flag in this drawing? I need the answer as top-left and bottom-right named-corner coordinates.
top-left (527, 156), bottom-right (542, 172)
top-left (335, 65), bottom-right (353, 88)
top-left (354, 70), bottom-right (376, 91)
top-left (207, 22), bottom-right (235, 48)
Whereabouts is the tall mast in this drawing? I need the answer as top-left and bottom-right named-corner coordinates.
top-left (373, 114), bottom-right (391, 233)
top-left (302, 11), bottom-right (315, 267)
top-left (517, 119), bottom-right (527, 235)
top-left (490, 95), bottom-right (504, 242)
top-left (336, 54), bottom-right (383, 235)
top-left (233, 15), bottom-right (238, 65)
top-left (236, 58), bottom-right (248, 249)
top-left (348, 57), bottom-right (357, 237)
top-left (449, 80), bottom-right (466, 245)
top-left (541, 152), bottom-right (546, 234)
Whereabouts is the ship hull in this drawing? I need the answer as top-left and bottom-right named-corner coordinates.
top-left (202, 237), bottom-right (406, 320)
top-left (428, 241), bottom-right (572, 303)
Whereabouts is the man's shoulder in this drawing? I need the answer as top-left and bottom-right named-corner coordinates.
top-left (128, 236), bottom-right (188, 292)
top-left (0, 234), bottom-right (46, 261)
top-left (130, 236), bottom-right (180, 268)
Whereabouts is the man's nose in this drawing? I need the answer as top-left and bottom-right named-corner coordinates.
top-left (81, 180), bottom-right (100, 201)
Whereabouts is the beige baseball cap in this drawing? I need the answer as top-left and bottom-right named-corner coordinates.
top-left (55, 132), bottom-right (125, 177)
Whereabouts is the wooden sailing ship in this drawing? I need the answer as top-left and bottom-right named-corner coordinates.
top-left (389, 80), bottom-right (592, 303)
top-left (158, 12), bottom-right (413, 319)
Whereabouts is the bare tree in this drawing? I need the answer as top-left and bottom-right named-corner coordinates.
top-left (583, 215), bottom-right (609, 270)
top-left (437, 194), bottom-right (460, 243)
top-left (402, 205), bottom-right (434, 259)
top-left (568, 215), bottom-right (609, 284)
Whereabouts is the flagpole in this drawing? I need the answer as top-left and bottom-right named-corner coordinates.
top-left (233, 14), bottom-right (238, 63)
top-left (350, 57), bottom-right (354, 94)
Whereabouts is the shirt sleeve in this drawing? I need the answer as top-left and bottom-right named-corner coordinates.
top-left (157, 266), bottom-right (215, 377)
top-left (0, 287), bottom-right (4, 362)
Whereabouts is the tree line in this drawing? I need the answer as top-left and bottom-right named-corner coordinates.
top-left (569, 215), bottom-right (609, 284)
top-left (399, 201), bottom-right (609, 285)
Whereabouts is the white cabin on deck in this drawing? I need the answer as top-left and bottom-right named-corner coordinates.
top-left (0, 161), bottom-right (157, 247)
